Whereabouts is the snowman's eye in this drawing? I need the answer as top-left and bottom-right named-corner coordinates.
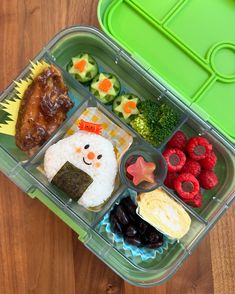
top-left (97, 154), bottom-right (102, 160)
top-left (84, 144), bottom-right (90, 149)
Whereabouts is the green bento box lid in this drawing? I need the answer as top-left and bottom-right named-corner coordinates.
top-left (97, 0), bottom-right (235, 144)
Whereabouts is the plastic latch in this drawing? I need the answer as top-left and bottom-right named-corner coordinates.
top-left (0, 148), bottom-right (35, 197)
top-left (147, 68), bottom-right (191, 106)
top-left (0, 148), bottom-right (18, 175)
top-left (114, 49), bottom-right (124, 65)
top-left (191, 103), bottom-right (210, 122)
top-left (225, 196), bottom-right (234, 209)
top-left (131, 52), bottom-right (170, 93)
top-left (131, 52), bottom-right (151, 71)
top-left (7, 162), bottom-right (34, 194)
top-left (98, 245), bottom-right (111, 257)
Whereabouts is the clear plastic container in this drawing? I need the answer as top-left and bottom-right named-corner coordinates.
top-left (0, 26), bottom-right (234, 287)
top-left (119, 144), bottom-right (167, 192)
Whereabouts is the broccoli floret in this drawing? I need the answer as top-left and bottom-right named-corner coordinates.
top-left (138, 100), bottom-right (159, 116)
top-left (130, 100), bottom-right (179, 146)
top-left (157, 104), bottom-right (178, 128)
top-left (138, 100), bottom-right (160, 128)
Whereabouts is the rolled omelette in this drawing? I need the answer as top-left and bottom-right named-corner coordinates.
top-left (137, 188), bottom-right (191, 239)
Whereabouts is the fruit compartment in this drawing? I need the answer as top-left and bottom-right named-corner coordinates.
top-left (24, 96), bottom-right (136, 226)
top-left (0, 54), bottom-right (87, 164)
top-left (95, 186), bottom-right (206, 269)
top-left (47, 27), bottom-right (187, 149)
top-left (161, 117), bottom-right (235, 221)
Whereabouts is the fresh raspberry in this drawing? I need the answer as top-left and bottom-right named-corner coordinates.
top-left (199, 170), bottom-right (218, 190)
top-left (164, 172), bottom-right (178, 189)
top-left (200, 151), bottom-right (217, 170)
top-left (174, 173), bottom-right (200, 200)
top-left (167, 131), bottom-right (187, 150)
top-left (184, 192), bottom-right (202, 208)
top-left (181, 159), bottom-right (201, 177)
top-left (163, 148), bottom-right (186, 172)
top-left (186, 137), bottom-right (212, 160)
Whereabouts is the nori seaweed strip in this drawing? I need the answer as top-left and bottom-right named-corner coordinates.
top-left (52, 161), bottom-right (93, 201)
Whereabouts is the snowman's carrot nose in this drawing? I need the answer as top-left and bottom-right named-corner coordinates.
top-left (87, 152), bottom-right (95, 160)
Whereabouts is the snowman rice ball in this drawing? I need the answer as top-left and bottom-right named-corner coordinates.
top-left (44, 130), bottom-right (118, 209)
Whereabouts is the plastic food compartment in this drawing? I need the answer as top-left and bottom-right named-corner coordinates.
top-left (0, 26), bottom-right (234, 287)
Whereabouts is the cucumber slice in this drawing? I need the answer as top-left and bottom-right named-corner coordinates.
top-left (113, 94), bottom-right (140, 122)
top-left (67, 53), bottom-right (98, 83)
top-left (90, 73), bottom-right (120, 104)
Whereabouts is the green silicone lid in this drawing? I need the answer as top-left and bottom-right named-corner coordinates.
top-left (98, 0), bottom-right (235, 144)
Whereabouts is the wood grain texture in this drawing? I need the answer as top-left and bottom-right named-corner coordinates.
top-left (0, 1), bottom-right (234, 293)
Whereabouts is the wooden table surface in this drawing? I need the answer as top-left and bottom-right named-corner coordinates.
top-left (0, 1), bottom-right (234, 293)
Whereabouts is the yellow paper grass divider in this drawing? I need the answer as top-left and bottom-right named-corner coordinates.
top-left (0, 60), bottom-right (49, 136)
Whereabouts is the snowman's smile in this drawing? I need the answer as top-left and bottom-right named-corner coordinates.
top-left (83, 157), bottom-right (92, 166)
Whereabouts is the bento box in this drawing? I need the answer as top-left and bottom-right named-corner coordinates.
top-left (0, 1), bottom-right (234, 288)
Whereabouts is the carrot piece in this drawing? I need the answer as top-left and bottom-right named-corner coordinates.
top-left (87, 152), bottom-right (95, 160)
top-left (123, 101), bottom-right (137, 113)
top-left (98, 78), bottom-right (112, 93)
top-left (74, 59), bottom-right (86, 72)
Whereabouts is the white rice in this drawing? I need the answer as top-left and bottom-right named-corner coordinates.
top-left (44, 131), bottom-right (117, 208)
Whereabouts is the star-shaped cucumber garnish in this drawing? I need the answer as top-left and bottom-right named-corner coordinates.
top-left (115, 97), bottom-right (139, 120)
top-left (69, 54), bottom-right (94, 79)
top-left (126, 156), bottom-right (156, 186)
top-left (91, 73), bottom-right (116, 99)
